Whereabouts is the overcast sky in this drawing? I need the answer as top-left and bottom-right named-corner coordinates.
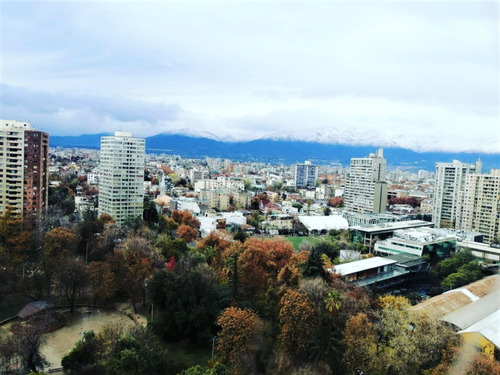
top-left (0, 0), bottom-right (499, 152)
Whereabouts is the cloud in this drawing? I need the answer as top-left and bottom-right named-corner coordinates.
top-left (0, 1), bottom-right (498, 153)
top-left (0, 84), bottom-right (180, 135)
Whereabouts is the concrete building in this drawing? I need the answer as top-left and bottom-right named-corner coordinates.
top-left (344, 148), bottom-right (387, 213)
top-left (456, 240), bottom-right (500, 263)
top-left (433, 159), bottom-right (481, 228)
top-left (350, 220), bottom-right (434, 252)
top-left (374, 227), bottom-right (459, 258)
top-left (98, 131), bottom-right (145, 225)
top-left (0, 120), bottom-right (49, 219)
top-left (457, 170), bottom-right (500, 244)
top-left (294, 161), bottom-right (318, 189)
top-left (194, 177), bottom-right (244, 193)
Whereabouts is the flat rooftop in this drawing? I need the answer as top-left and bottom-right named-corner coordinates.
top-left (391, 227), bottom-right (457, 244)
top-left (329, 256), bottom-right (397, 276)
top-left (350, 220), bottom-right (432, 233)
top-left (457, 241), bottom-right (500, 255)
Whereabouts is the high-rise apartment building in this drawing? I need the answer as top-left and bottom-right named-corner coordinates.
top-left (99, 131), bottom-right (145, 225)
top-left (0, 120), bottom-right (49, 219)
top-left (457, 169), bottom-right (500, 244)
top-left (294, 161), bottom-right (319, 189)
top-left (433, 159), bottom-right (481, 228)
top-left (344, 148), bottom-right (387, 213)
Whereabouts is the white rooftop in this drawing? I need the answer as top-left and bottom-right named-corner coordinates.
top-left (298, 215), bottom-right (348, 231)
top-left (392, 227), bottom-right (456, 243)
top-left (459, 309), bottom-right (500, 349)
top-left (329, 256), bottom-right (397, 276)
top-left (350, 220), bottom-right (432, 233)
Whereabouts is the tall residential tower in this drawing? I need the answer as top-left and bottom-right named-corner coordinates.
top-left (98, 131), bottom-right (145, 225)
top-left (0, 120), bottom-right (49, 219)
top-left (344, 149), bottom-right (387, 213)
top-left (433, 159), bottom-right (481, 228)
top-left (457, 169), bottom-right (500, 244)
top-left (294, 161), bottom-right (319, 189)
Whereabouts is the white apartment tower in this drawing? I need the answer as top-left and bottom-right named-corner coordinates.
top-left (99, 131), bottom-right (145, 225)
top-left (0, 120), bottom-right (49, 219)
top-left (433, 159), bottom-right (481, 228)
top-left (294, 161), bottom-right (319, 189)
top-left (457, 169), bottom-right (500, 244)
top-left (344, 149), bottom-right (387, 213)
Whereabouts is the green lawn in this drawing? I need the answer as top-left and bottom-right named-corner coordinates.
top-left (285, 236), bottom-right (322, 251)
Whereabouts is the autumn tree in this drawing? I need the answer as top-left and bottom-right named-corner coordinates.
top-left (88, 261), bottom-right (117, 305)
top-left (238, 237), bottom-right (293, 303)
top-left (197, 231), bottom-right (232, 270)
top-left (278, 289), bottom-right (317, 359)
top-left (171, 209), bottom-right (200, 229)
top-left (342, 313), bottom-right (379, 375)
top-left (221, 242), bottom-right (245, 303)
top-left (42, 226), bottom-right (79, 261)
top-left (121, 236), bottom-right (157, 307)
top-left (216, 307), bottom-right (264, 374)
top-left (177, 224), bottom-right (198, 243)
top-left (0, 210), bottom-right (34, 268)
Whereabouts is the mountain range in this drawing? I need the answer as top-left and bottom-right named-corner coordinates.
top-left (50, 132), bottom-right (500, 172)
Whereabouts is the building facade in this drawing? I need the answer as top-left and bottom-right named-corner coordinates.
top-left (457, 170), bottom-right (500, 244)
top-left (344, 148), bottom-right (387, 213)
top-left (0, 120), bottom-right (49, 219)
top-left (294, 161), bottom-right (318, 189)
top-left (433, 159), bottom-right (481, 228)
top-left (98, 131), bottom-right (145, 225)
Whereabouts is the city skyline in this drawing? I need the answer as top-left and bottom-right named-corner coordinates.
top-left (1, 1), bottom-right (498, 153)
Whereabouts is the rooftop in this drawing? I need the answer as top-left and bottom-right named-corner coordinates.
top-left (411, 275), bottom-right (500, 319)
top-left (329, 256), bottom-right (397, 276)
top-left (350, 219), bottom-right (432, 233)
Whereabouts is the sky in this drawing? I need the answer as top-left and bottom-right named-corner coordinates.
top-left (0, 0), bottom-right (499, 153)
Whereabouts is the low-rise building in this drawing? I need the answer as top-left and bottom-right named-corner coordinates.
top-left (374, 227), bottom-right (458, 258)
top-left (456, 240), bottom-right (500, 263)
top-left (350, 220), bottom-right (433, 252)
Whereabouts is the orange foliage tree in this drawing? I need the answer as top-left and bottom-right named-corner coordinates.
top-left (171, 210), bottom-right (200, 229)
top-left (342, 313), bottom-right (378, 374)
top-left (177, 224), bottom-right (198, 243)
top-left (238, 237), bottom-right (294, 301)
top-left (88, 261), bottom-right (117, 305)
top-left (278, 289), bottom-right (317, 359)
top-left (216, 307), bottom-right (264, 373)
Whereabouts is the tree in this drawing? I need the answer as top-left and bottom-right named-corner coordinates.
top-left (156, 234), bottom-right (189, 261)
top-left (121, 236), bottom-right (156, 307)
top-left (278, 290), bottom-right (317, 359)
top-left (238, 237), bottom-right (293, 303)
top-left (42, 227), bottom-right (79, 261)
top-left (88, 261), bottom-right (117, 305)
top-left (57, 257), bottom-right (87, 313)
top-left (177, 224), bottom-right (198, 243)
top-left (342, 313), bottom-right (378, 375)
top-left (62, 325), bottom-right (168, 375)
top-left (0, 326), bottom-right (48, 373)
top-left (171, 210), bottom-right (200, 229)
top-left (216, 307), bottom-right (264, 373)
top-left (148, 268), bottom-right (228, 344)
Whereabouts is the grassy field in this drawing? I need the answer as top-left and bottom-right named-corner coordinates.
top-left (285, 236), bottom-right (322, 251)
